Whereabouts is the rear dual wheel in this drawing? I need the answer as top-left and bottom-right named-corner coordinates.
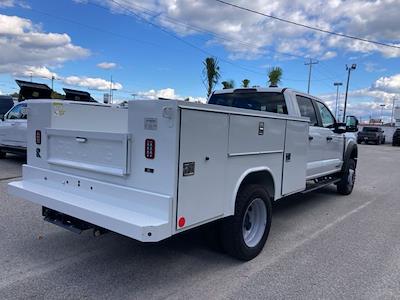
top-left (220, 184), bottom-right (272, 261)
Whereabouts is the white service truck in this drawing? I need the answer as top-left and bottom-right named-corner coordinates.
top-left (9, 88), bottom-right (358, 260)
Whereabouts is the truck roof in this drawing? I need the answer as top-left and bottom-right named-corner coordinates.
top-left (213, 87), bottom-right (286, 95)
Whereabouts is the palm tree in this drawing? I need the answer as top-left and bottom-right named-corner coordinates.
top-left (203, 57), bottom-right (220, 97)
top-left (268, 67), bottom-right (283, 87)
top-left (221, 80), bottom-right (235, 89)
top-left (241, 79), bottom-right (250, 88)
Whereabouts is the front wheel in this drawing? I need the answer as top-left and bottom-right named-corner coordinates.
top-left (221, 184), bottom-right (272, 261)
top-left (337, 159), bottom-right (356, 195)
top-left (0, 149), bottom-right (6, 159)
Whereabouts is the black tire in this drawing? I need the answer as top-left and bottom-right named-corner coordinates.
top-left (0, 149), bottom-right (6, 159)
top-left (376, 138), bottom-right (380, 145)
top-left (220, 184), bottom-right (272, 261)
top-left (382, 138), bottom-right (386, 144)
top-left (203, 220), bottom-right (225, 252)
top-left (357, 140), bottom-right (362, 144)
top-left (337, 159), bottom-right (356, 195)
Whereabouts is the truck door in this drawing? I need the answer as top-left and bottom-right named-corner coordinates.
top-left (314, 100), bottom-right (344, 173)
top-left (296, 95), bottom-right (324, 178)
top-left (0, 103), bottom-right (27, 148)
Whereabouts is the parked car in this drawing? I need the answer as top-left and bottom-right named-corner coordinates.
top-left (0, 95), bottom-right (14, 120)
top-left (357, 126), bottom-right (385, 144)
top-left (0, 102), bottom-right (27, 157)
top-left (393, 128), bottom-right (400, 146)
top-left (9, 88), bottom-right (358, 261)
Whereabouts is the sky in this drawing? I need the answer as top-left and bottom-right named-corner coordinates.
top-left (0, 0), bottom-right (400, 122)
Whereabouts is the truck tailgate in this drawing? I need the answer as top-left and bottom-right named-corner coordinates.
top-left (9, 165), bottom-right (172, 242)
top-left (46, 129), bottom-right (131, 176)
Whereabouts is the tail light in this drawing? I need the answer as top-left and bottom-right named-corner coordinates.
top-left (35, 130), bottom-right (41, 145)
top-left (145, 139), bottom-right (155, 159)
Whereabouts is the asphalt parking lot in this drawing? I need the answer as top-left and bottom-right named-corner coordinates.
top-left (1, 145), bottom-right (400, 299)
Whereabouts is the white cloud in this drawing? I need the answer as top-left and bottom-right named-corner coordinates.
top-left (364, 62), bottom-right (387, 73)
top-left (0, 0), bottom-right (30, 8)
top-left (82, 0), bottom-right (400, 59)
top-left (372, 74), bottom-right (400, 94)
top-left (319, 74), bottom-right (400, 120)
top-left (0, 14), bottom-right (89, 76)
top-left (0, 0), bottom-right (14, 8)
top-left (138, 88), bottom-right (206, 102)
top-left (63, 76), bottom-right (123, 91)
top-left (97, 62), bottom-right (117, 69)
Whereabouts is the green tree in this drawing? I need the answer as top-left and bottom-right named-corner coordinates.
top-left (202, 57), bottom-right (220, 97)
top-left (221, 80), bottom-right (235, 89)
top-left (268, 67), bottom-right (283, 87)
top-left (241, 79), bottom-right (250, 88)
top-left (51, 91), bottom-right (65, 99)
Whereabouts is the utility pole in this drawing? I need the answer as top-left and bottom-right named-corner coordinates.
top-left (305, 58), bottom-right (318, 93)
top-left (343, 64), bottom-right (357, 122)
top-left (51, 75), bottom-right (55, 91)
top-left (391, 97), bottom-right (397, 126)
top-left (109, 75), bottom-right (113, 104)
top-left (334, 82), bottom-right (343, 120)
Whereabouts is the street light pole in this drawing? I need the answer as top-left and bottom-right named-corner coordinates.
top-left (343, 64), bottom-right (357, 122)
top-left (334, 82), bottom-right (343, 120)
top-left (391, 97), bottom-right (397, 126)
top-left (380, 104), bottom-right (385, 125)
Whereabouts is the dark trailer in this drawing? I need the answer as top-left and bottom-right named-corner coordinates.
top-left (63, 88), bottom-right (97, 103)
top-left (16, 80), bottom-right (52, 102)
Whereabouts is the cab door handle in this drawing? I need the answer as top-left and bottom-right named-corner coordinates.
top-left (308, 136), bottom-right (314, 141)
top-left (326, 136), bottom-right (333, 141)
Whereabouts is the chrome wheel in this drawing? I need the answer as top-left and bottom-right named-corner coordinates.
top-left (348, 168), bottom-right (355, 187)
top-left (242, 198), bottom-right (267, 248)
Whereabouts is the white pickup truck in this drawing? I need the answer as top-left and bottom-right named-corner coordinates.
top-left (9, 88), bottom-right (358, 260)
top-left (0, 102), bottom-right (27, 157)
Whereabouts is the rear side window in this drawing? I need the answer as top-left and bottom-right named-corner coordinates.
top-left (208, 92), bottom-right (288, 114)
top-left (316, 101), bottom-right (335, 128)
top-left (296, 95), bottom-right (318, 126)
top-left (363, 127), bottom-right (379, 132)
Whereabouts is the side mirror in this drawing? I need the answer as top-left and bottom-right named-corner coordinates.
top-left (334, 122), bottom-right (347, 134)
top-left (346, 116), bottom-right (359, 132)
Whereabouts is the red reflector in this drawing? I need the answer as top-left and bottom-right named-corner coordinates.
top-left (145, 139), bottom-right (155, 159)
top-left (178, 217), bottom-right (185, 228)
top-left (35, 130), bottom-right (41, 145)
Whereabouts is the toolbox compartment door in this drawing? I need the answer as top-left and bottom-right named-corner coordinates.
top-left (46, 129), bottom-right (131, 176)
top-left (177, 109), bottom-right (228, 229)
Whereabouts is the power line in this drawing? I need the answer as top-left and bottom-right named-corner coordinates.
top-left (106, 0), bottom-right (283, 79)
top-left (214, 0), bottom-right (400, 50)
top-left (89, 0), bottom-right (317, 83)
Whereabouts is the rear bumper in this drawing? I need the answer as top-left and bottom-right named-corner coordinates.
top-left (8, 165), bottom-right (173, 242)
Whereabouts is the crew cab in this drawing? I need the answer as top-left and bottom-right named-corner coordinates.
top-left (9, 88), bottom-right (358, 260)
top-left (357, 126), bottom-right (385, 145)
top-left (0, 102), bottom-right (27, 157)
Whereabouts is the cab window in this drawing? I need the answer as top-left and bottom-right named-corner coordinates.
top-left (6, 104), bottom-right (27, 120)
top-left (296, 95), bottom-right (318, 126)
top-left (316, 101), bottom-right (335, 128)
top-left (208, 92), bottom-right (288, 114)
